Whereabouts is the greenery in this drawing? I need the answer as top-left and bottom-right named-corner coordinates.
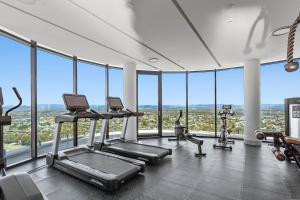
top-left (3, 106), bottom-right (285, 151)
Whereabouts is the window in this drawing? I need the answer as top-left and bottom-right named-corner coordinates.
top-left (261, 61), bottom-right (300, 131)
top-left (108, 68), bottom-right (123, 137)
top-left (77, 61), bottom-right (106, 144)
top-left (217, 68), bottom-right (244, 137)
top-left (138, 73), bottom-right (159, 135)
top-left (37, 50), bottom-right (73, 156)
top-left (162, 73), bottom-right (186, 136)
top-left (0, 35), bottom-right (31, 165)
top-left (188, 71), bottom-right (215, 135)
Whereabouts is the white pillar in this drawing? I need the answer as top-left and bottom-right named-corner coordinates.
top-left (244, 59), bottom-right (261, 146)
top-left (123, 61), bottom-right (137, 141)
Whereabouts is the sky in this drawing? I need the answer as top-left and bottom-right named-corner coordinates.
top-left (1, 34), bottom-right (299, 107)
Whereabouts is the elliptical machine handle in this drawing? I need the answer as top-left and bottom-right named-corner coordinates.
top-left (12, 87), bottom-right (22, 102)
top-left (0, 87), bottom-right (3, 106)
top-left (126, 108), bottom-right (134, 114)
top-left (179, 110), bottom-right (183, 118)
top-left (5, 87), bottom-right (22, 116)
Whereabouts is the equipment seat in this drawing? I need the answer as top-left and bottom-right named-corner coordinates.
top-left (0, 173), bottom-right (47, 200)
top-left (285, 136), bottom-right (300, 145)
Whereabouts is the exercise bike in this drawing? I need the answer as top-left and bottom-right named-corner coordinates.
top-left (168, 110), bottom-right (206, 157)
top-left (0, 87), bottom-right (47, 200)
top-left (213, 105), bottom-right (235, 151)
top-left (256, 130), bottom-right (300, 169)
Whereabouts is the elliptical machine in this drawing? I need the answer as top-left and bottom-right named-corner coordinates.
top-left (168, 110), bottom-right (206, 157)
top-left (213, 105), bottom-right (235, 151)
top-left (0, 87), bottom-right (22, 175)
top-left (0, 87), bottom-right (47, 200)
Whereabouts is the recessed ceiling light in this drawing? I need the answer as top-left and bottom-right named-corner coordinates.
top-left (149, 58), bottom-right (159, 63)
top-left (227, 18), bottom-right (233, 23)
top-left (272, 26), bottom-right (290, 36)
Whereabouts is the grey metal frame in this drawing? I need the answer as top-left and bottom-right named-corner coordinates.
top-left (186, 70), bottom-right (217, 137)
top-left (214, 69), bottom-right (217, 137)
top-left (136, 70), bottom-right (162, 137)
top-left (106, 66), bottom-right (125, 138)
top-left (105, 65), bottom-right (109, 139)
top-left (185, 71), bottom-right (189, 128)
top-left (73, 56), bottom-right (78, 147)
top-left (30, 40), bottom-right (37, 158)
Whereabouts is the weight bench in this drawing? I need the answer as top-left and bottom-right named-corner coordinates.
top-left (256, 130), bottom-right (300, 169)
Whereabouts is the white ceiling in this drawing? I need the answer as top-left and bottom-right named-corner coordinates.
top-left (0, 0), bottom-right (299, 71)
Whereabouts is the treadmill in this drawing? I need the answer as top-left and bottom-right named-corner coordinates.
top-left (94, 97), bottom-right (172, 165)
top-left (46, 94), bottom-right (145, 192)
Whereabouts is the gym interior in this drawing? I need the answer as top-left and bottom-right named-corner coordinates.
top-left (0, 1), bottom-right (300, 200)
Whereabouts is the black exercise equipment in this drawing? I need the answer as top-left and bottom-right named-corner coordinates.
top-left (94, 97), bottom-right (172, 165)
top-left (46, 94), bottom-right (145, 192)
top-left (256, 130), bottom-right (300, 168)
top-left (255, 97), bottom-right (300, 169)
top-left (0, 87), bottom-right (47, 200)
top-left (168, 110), bottom-right (206, 157)
top-left (213, 105), bottom-right (235, 151)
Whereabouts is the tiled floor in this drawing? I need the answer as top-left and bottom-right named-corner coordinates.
top-left (8, 138), bottom-right (300, 200)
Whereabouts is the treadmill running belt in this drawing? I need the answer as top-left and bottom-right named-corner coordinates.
top-left (68, 153), bottom-right (138, 179)
top-left (111, 142), bottom-right (168, 157)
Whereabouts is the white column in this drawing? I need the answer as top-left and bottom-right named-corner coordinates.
top-left (244, 59), bottom-right (261, 146)
top-left (123, 61), bottom-right (137, 141)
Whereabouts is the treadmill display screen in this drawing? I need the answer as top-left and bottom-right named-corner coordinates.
top-left (63, 94), bottom-right (89, 111)
top-left (292, 105), bottom-right (300, 118)
top-left (107, 97), bottom-right (124, 111)
top-left (222, 105), bottom-right (232, 110)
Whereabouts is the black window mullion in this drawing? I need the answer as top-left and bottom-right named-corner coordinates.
top-left (73, 56), bottom-right (78, 147)
top-left (30, 40), bottom-right (37, 158)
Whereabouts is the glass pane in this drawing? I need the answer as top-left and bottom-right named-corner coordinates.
top-left (108, 68), bottom-right (123, 137)
top-left (0, 35), bottom-right (31, 165)
top-left (188, 72), bottom-right (215, 136)
top-left (217, 68), bottom-right (244, 137)
top-left (37, 50), bottom-right (73, 156)
top-left (261, 61), bottom-right (300, 132)
top-left (77, 62), bottom-right (105, 145)
top-left (138, 74), bottom-right (159, 135)
top-left (162, 73), bottom-right (186, 136)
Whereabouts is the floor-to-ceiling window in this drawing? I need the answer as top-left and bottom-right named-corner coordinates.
top-left (162, 73), bottom-right (186, 136)
top-left (261, 61), bottom-right (300, 131)
top-left (108, 67), bottom-right (123, 137)
top-left (0, 35), bottom-right (31, 165)
top-left (137, 72), bottom-right (160, 136)
top-left (188, 71), bottom-right (215, 136)
top-left (77, 61), bottom-right (105, 144)
top-left (217, 68), bottom-right (244, 137)
top-left (37, 49), bottom-right (73, 156)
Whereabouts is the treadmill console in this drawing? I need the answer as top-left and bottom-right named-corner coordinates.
top-left (63, 94), bottom-right (89, 112)
top-left (106, 97), bottom-right (144, 117)
top-left (222, 105), bottom-right (232, 110)
top-left (107, 97), bottom-right (124, 112)
top-left (62, 94), bottom-right (100, 120)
